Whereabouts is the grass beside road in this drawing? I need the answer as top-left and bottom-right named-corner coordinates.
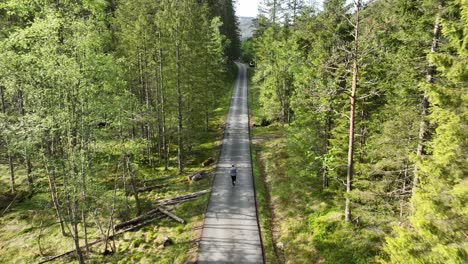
top-left (247, 67), bottom-right (322, 264)
top-left (248, 68), bottom-right (277, 264)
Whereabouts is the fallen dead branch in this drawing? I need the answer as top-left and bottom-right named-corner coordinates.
top-left (156, 190), bottom-right (209, 206)
top-left (38, 190), bottom-right (208, 263)
top-left (1, 192), bottom-right (20, 216)
top-left (38, 215), bottom-right (163, 264)
top-left (158, 207), bottom-right (184, 224)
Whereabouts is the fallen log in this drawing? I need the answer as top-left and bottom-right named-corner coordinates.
top-left (187, 171), bottom-right (205, 181)
top-left (40, 190), bottom-right (209, 263)
top-left (39, 215), bottom-right (164, 264)
top-left (114, 209), bottom-right (162, 231)
top-left (115, 191), bottom-right (203, 230)
top-left (158, 196), bottom-right (198, 206)
top-left (202, 157), bottom-right (215, 166)
top-left (156, 190), bottom-right (209, 206)
top-left (158, 207), bottom-right (185, 224)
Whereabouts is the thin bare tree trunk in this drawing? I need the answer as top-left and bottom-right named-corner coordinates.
top-left (1, 86), bottom-right (15, 193)
top-left (322, 107), bottom-right (333, 188)
top-left (8, 155), bottom-right (15, 193)
top-left (107, 162), bottom-right (121, 252)
top-left (18, 89), bottom-right (34, 193)
top-left (143, 44), bottom-right (154, 168)
top-left (400, 160), bottom-right (409, 218)
top-left (154, 52), bottom-right (163, 165)
top-left (413, 2), bottom-right (442, 195)
top-left (205, 53), bottom-right (210, 132)
top-left (80, 112), bottom-right (89, 252)
top-left (159, 45), bottom-right (168, 170)
top-left (176, 1), bottom-right (184, 174)
top-left (71, 205), bottom-right (85, 264)
top-left (282, 78), bottom-right (287, 124)
top-left (345, 0), bottom-right (361, 222)
top-left (138, 53), bottom-right (145, 138)
top-left (272, 0), bottom-right (278, 24)
top-left (26, 157), bottom-right (33, 193)
top-left (125, 154), bottom-right (141, 216)
top-left (43, 143), bottom-right (67, 236)
top-left (68, 202), bottom-right (84, 262)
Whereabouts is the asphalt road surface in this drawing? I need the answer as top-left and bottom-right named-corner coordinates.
top-left (197, 63), bottom-right (263, 264)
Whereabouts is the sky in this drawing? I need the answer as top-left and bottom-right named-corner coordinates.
top-left (236, 0), bottom-right (261, 18)
top-left (235, 0), bottom-right (355, 18)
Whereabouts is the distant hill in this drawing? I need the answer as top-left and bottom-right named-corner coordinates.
top-left (238, 16), bottom-right (255, 41)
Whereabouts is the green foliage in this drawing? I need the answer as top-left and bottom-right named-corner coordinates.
top-left (251, 0), bottom-right (467, 263)
top-left (254, 24), bottom-right (297, 123)
top-left (241, 38), bottom-right (255, 62)
top-left (384, 1), bottom-right (468, 262)
top-left (0, 0), bottom-right (238, 262)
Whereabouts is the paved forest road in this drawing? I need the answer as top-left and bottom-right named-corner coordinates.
top-left (197, 63), bottom-right (263, 263)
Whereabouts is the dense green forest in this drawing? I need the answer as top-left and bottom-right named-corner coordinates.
top-left (249, 0), bottom-right (466, 263)
top-left (0, 0), bottom-right (240, 263)
top-left (1, 0), bottom-right (466, 263)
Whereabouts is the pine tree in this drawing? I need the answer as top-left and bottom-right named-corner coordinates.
top-left (384, 0), bottom-right (468, 262)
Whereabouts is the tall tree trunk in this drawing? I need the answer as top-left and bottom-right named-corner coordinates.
top-left (154, 52), bottom-right (163, 165)
top-left (400, 159), bottom-right (410, 218)
top-left (71, 201), bottom-right (85, 264)
top-left (143, 44), bottom-right (154, 168)
top-left (413, 2), bottom-right (442, 195)
top-left (8, 154), bottom-right (15, 194)
top-left (80, 117), bottom-right (89, 252)
top-left (18, 89), bottom-right (34, 193)
top-left (158, 44), bottom-right (168, 170)
top-left (138, 53), bottom-right (146, 138)
top-left (43, 141), bottom-right (67, 236)
top-left (176, 1), bottom-right (184, 174)
top-left (282, 78), bottom-right (287, 124)
top-left (26, 157), bottom-right (33, 193)
top-left (322, 106), bottom-right (333, 188)
top-left (66, 85), bottom-right (85, 263)
top-left (272, 0), bottom-right (278, 24)
top-left (345, 0), bottom-right (361, 222)
top-left (205, 53), bottom-right (210, 133)
top-left (81, 199), bottom-right (89, 253)
top-left (0, 86), bottom-right (15, 193)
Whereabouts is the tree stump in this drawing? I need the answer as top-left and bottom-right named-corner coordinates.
top-left (202, 157), bottom-right (214, 167)
top-left (187, 171), bottom-right (205, 181)
top-left (163, 237), bottom-right (173, 247)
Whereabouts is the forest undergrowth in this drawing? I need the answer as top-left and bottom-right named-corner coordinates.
top-left (248, 0), bottom-right (467, 263)
top-left (250, 70), bottom-right (393, 264)
top-left (0, 1), bottom-right (242, 263)
top-left (0, 77), bottom-right (234, 264)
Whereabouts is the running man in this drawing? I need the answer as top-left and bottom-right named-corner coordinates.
top-left (230, 164), bottom-right (237, 186)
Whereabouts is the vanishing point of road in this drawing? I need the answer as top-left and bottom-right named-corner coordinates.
top-left (197, 63), bottom-right (264, 263)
